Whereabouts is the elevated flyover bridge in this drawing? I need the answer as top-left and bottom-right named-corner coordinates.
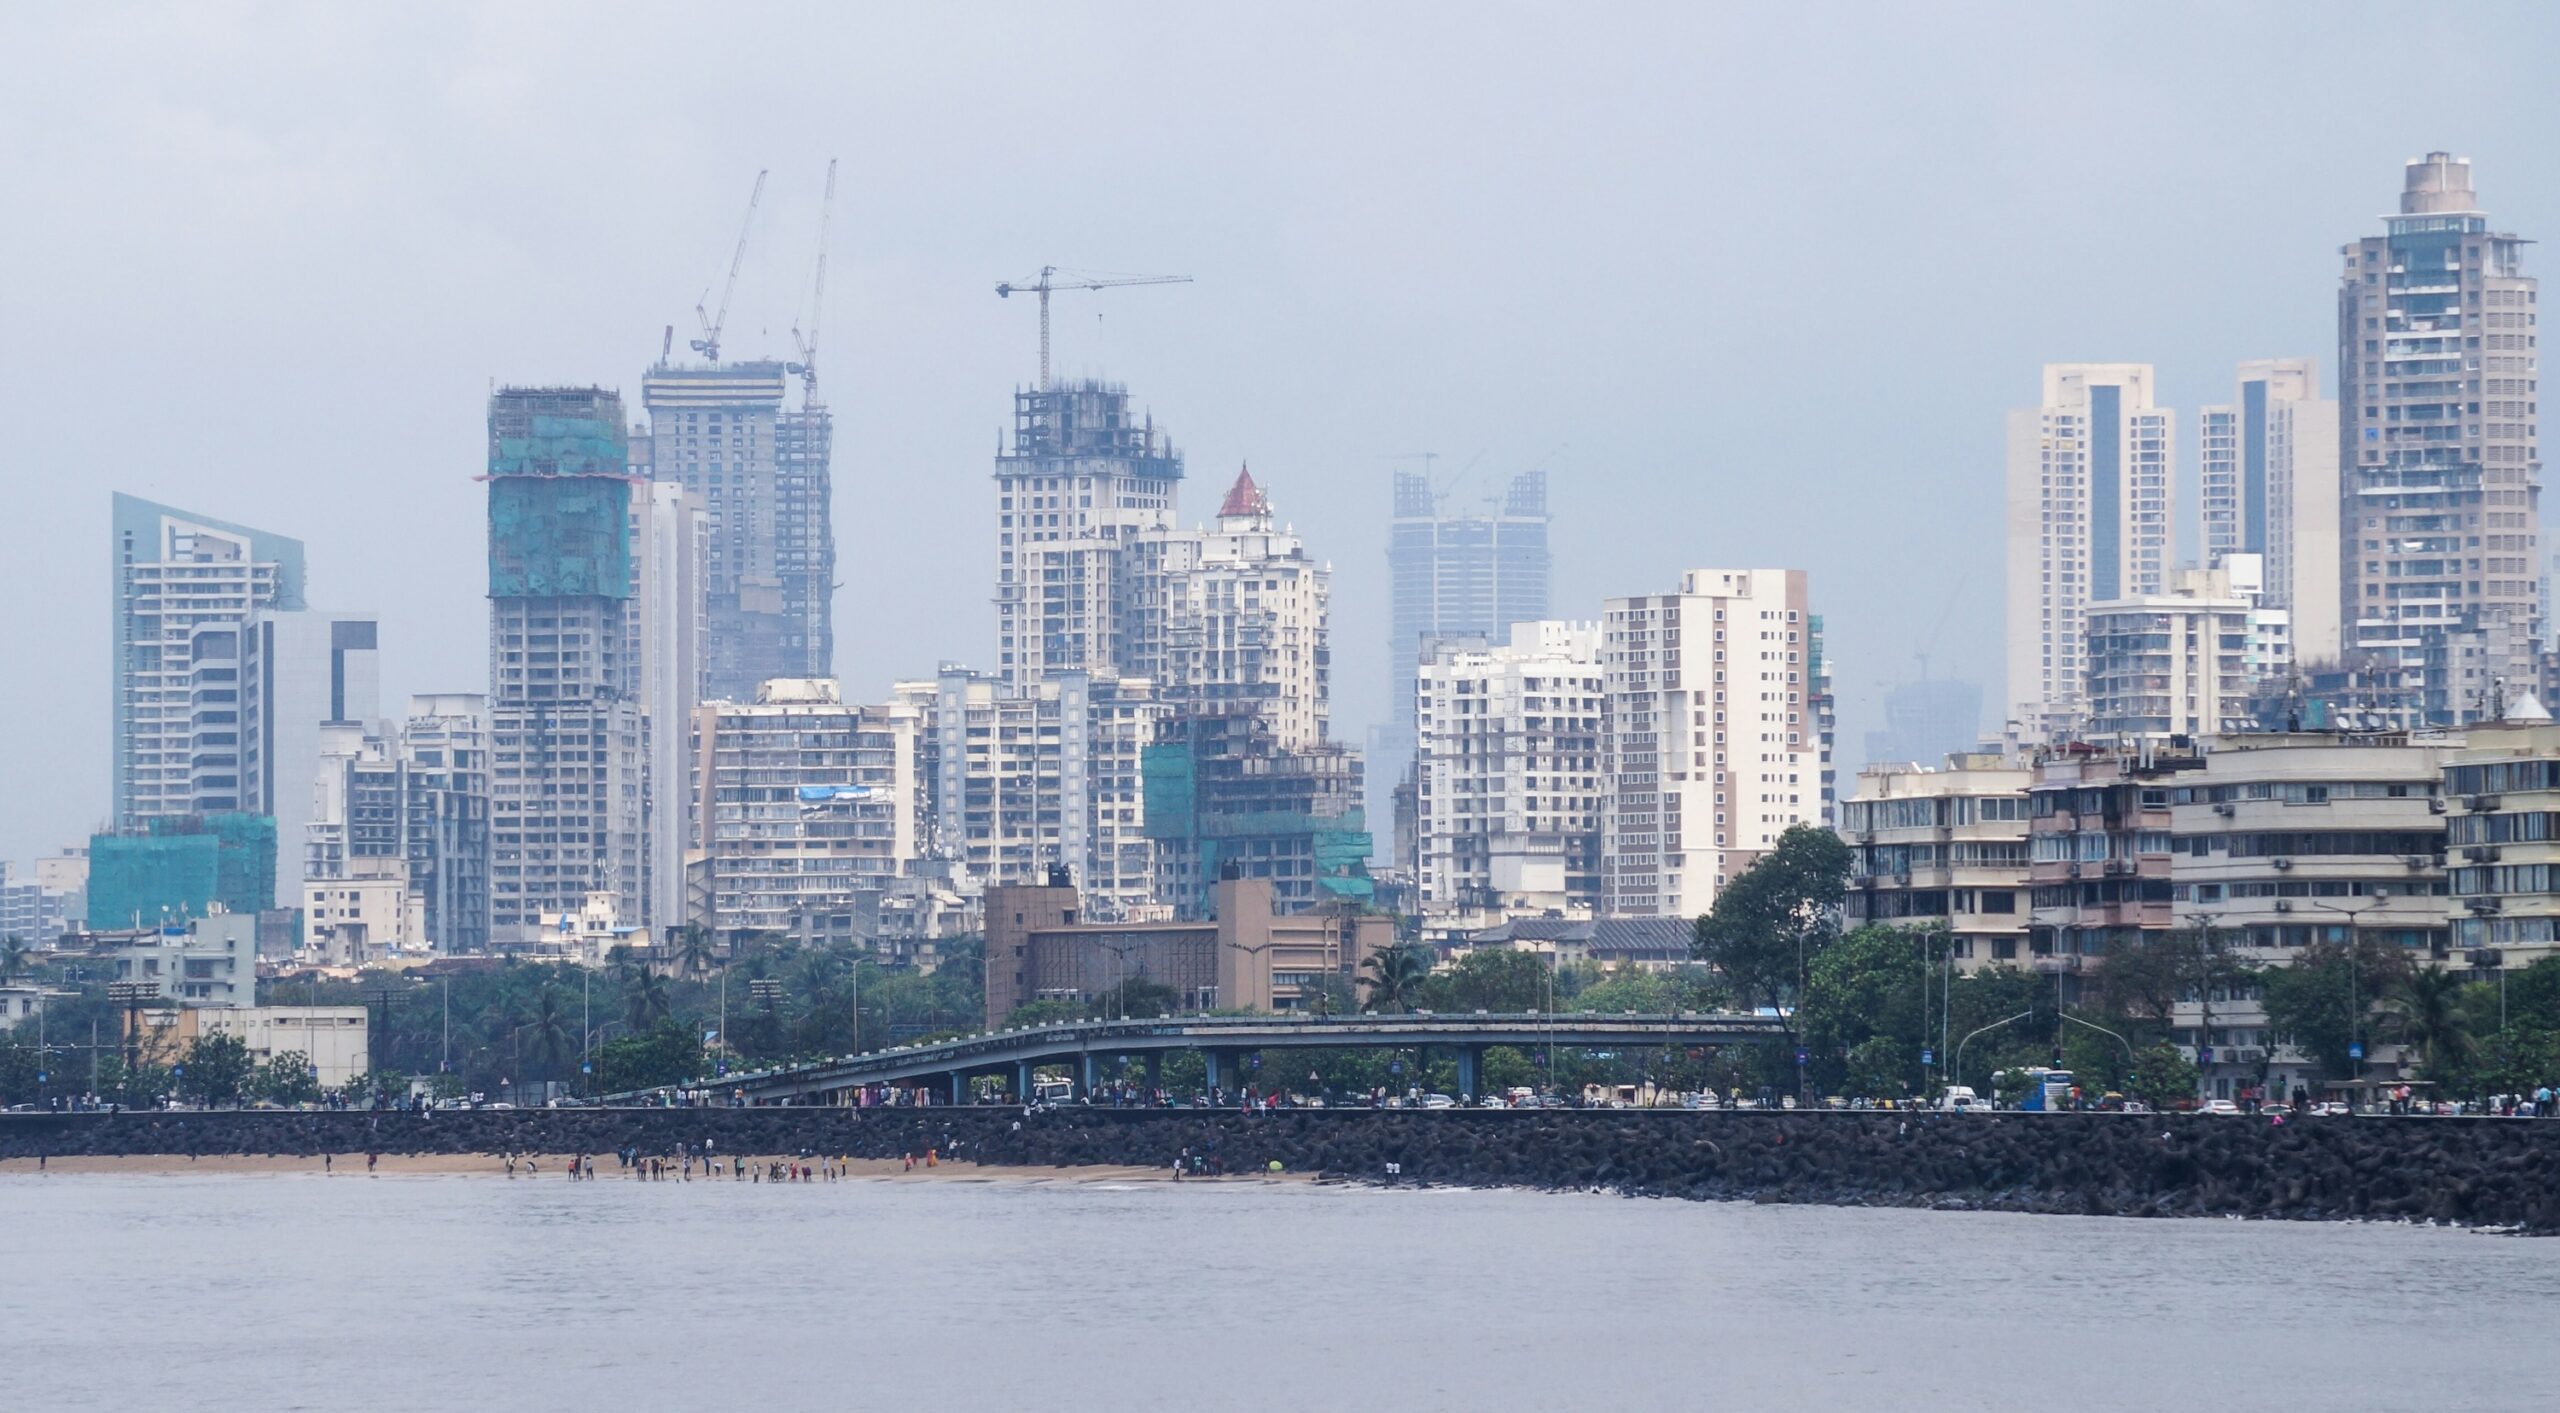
top-left (613, 1012), bottom-right (1793, 1106)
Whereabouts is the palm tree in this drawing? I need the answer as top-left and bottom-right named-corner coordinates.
top-left (0, 935), bottom-right (28, 987)
top-left (673, 922), bottom-right (717, 978)
top-left (623, 965), bottom-right (671, 1030)
top-left (1361, 943), bottom-right (1434, 1014)
top-left (2384, 965), bottom-right (2476, 1077)
top-left (525, 988), bottom-right (574, 1082)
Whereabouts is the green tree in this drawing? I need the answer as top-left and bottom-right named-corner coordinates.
top-left (2261, 937), bottom-right (2413, 1080)
top-left (673, 922), bottom-right (718, 977)
top-left (1002, 998), bottom-right (1090, 1028)
top-left (2088, 928), bottom-right (2257, 1040)
top-left (1690, 822), bottom-right (1852, 1009)
top-left (2383, 965), bottom-right (2476, 1079)
top-left (254, 1050), bottom-right (321, 1107)
top-left (1437, 949), bottom-right (1551, 1013)
top-left (593, 1021), bottom-right (706, 1093)
top-left (1100, 978), bottom-right (1180, 1020)
top-left (1796, 924), bottom-right (1929, 1096)
top-left (2125, 1043), bottom-right (2201, 1111)
top-left (623, 965), bottom-right (672, 1031)
top-left (0, 935), bottom-right (28, 986)
top-left (1361, 942), bottom-right (1435, 1013)
top-left (523, 988), bottom-right (574, 1082)
top-left (177, 1032), bottom-right (255, 1107)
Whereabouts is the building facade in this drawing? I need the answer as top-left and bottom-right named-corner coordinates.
top-left (2340, 153), bottom-right (2541, 717)
top-left (2445, 703), bottom-right (2560, 970)
top-left (1129, 467), bottom-right (1333, 751)
top-left (2083, 566), bottom-right (2260, 744)
top-left (1840, 753), bottom-right (2032, 967)
top-left (110, 494), bottom-right (304, 831)
top-left (1601, 568), bottom-right (1830, 917)
top-left (2005, 364), bottom-right (2176, 737)
top-left (1143, 706), bottom-right (1371, 919)
top-left (992, 380), bottom-right (1183, 688)
top-left (696, 679), bottom-right (921, 943)
top-left (484, 387), bottom-right (648, 945)
top-left (911, 668), bottom-right (1167, 921)
top-left (2199, 358), bottom-right (2342, 663)
top-left (632, 481), bottom-right (709, 935)
top-left (640, 360), bottom-right (833, 697)
top-left (1414, 621), bottom-right (1604, 928)
top-left (983, 876), bottom-right (1388, 1027)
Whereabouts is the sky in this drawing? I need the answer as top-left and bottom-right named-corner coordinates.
top-left (7, 2), bottom-right (2560, 868)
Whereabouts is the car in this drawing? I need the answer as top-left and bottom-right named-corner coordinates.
top-left (1419, 1093), bottom-right (1457, 1110)
top-left (2201, 1099), bottom-right (2243, 1116)
top-left (2309, 1101), bottom-right (2352, 1117)
top-left (1935, 1086), bottom-right (1993, 1114)
top-left (1476, 1094), bottom-right (1507, 1109)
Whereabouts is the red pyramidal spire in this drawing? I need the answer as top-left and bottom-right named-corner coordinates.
top-left (1219, 461), bottom-right (1269, 518)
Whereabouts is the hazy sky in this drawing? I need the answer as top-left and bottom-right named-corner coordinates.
top-left (8, 3), bottom-right (2560, 867)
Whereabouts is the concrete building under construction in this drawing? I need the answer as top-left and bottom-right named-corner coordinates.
top-left (992, 380), bottom-right (1183, 687)
top-left (640, 360), bottom-right (834, 699)
top-left (1143, 706), bottom-right (1372, 919)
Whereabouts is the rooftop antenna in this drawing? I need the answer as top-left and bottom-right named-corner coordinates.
top-left (691, 168), bottom-right (768, 363)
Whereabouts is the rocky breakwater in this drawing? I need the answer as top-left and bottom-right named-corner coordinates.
top-left (5, 1107), bottom-right (2554, 1232)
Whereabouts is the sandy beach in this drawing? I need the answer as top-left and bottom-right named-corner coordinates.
top-left (0, 1153), bottom-right (1304, 1182)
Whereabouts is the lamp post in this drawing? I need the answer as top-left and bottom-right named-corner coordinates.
top-left (1954, 1010), bottom-right (2033, 1099)
top-left (2313, 891), bottom-right (2387, 1109)
top-left (2182, 911), bottom-right (2223, 1105)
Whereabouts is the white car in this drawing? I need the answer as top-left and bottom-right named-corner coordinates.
top-left (2200, 1099), bottom-right (2243, 1116)
top-left (1419, 1093), bottom-right (1457, 1110)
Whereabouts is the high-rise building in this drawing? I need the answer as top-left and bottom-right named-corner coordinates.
top-left (695, 679), bottom-right (921, 944)
top-left (2083, 565), bottom-right (2264, 743)
top-left (908, 667), bottom-right (1167, 921)
top-left (400, 694), bottom-right (491, 953)
top-left (1860, 677), bottom-right (1985, 770)
top-left (1377, 469), bottom-right (1552, 851)
top-left (632, 482), bottom-right (708, 935)
top-left (484, 387), bottom-right (648, 944)
top-left (1414, 621), bottom-right (1604, 929)
top-left (2340, 153), bottom-right (2541, 716)
top-left (640, 360), bottom-right (834, 698)
top-left (2004, 364), bottom-right (2175, 737)
top-left (1127, 467), bottom-right (1333, 750)
top-left (2199, 358), bottom-right (2342, 662)
top-left (1600, 568), bottom-right (1830, 918)
top-left (991, 380), bottom-right (1183, 688)
top-left (110, 495), bottom-right (304, 831)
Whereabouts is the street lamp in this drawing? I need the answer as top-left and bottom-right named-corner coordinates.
top-left (1954, 1010), bottom-right (2033, 1098)
top-left (2313, 890), bottom-right (2388, 1108)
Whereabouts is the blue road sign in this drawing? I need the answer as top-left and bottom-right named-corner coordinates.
top-left (1920, 1049), bottom-right (1934, 1066)
top-left (1390, 1061), bottom-right (1403, 1075)
top-left (2348, 1042), bottom-right (2364, 1060)
top-left (581, 1062), bottom-right (593, 1074)
top-left (1796, 1049), bottom-right (1809, 1066)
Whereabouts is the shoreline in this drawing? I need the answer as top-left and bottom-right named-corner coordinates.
top-left (0, 1152), bottom-right (1303, 1183)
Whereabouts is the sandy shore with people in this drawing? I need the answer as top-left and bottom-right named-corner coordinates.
top-left (0, 1153), bottom-right (1306, 1182)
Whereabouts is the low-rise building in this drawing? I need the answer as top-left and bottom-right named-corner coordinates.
top-left (2166, 732), bottom-right (2451, 1101)
top-left (135, 1004), bottom-right (370, 1088)
top-left (80, 911), bottom-right (261, 1006)
top-left (1840, 752), bottom-right (2032, 968)
top-left (983, 876), bottom-right (1387, 1027)
top-left (2027, 744), bottom-right (2199, 998)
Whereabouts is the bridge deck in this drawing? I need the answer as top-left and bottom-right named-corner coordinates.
top-left (618, 1012), bottom-right (1792, 1103)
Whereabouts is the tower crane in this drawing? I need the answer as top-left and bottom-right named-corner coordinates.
top-left (691, 169), bottom-right (767, 363)
top-left (994, 266), bottom-right (1191, 391)
top-left (788, 158), bottom-right (836, 403)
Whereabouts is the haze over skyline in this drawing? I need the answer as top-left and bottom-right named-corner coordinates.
top-left (8, 2), bottom-right (2560, 865)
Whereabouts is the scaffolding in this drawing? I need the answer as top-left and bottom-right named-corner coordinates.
top-left (86, 813), bottom-right (276, 930)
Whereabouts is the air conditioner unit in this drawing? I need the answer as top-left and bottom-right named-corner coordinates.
top-left (2427, 798), bottom-right (2447, 814)
top-left (2404, 855), bottom-right (2429, 870)
top-left (2274, 900), bottom-right (2293, 912)
top-left (2466, 793), bottom-right (2503, 811)
top-left (2270, 857), bottom-right (2292, 871)
top-left (2212, 803), bottom-right (2235, 817)
top-left (2462, 846), bottom-right (2499, 864)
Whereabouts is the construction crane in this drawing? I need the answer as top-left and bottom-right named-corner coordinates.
top-left (787, 158), bottom-right (836, 402)
top-left (994, 266), bottom-right (1191, 391)
top-left (691, 169), bottom-right (768, 363)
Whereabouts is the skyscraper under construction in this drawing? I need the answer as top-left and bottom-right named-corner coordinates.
top-left (641, 360), bottom-right (835, 700)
